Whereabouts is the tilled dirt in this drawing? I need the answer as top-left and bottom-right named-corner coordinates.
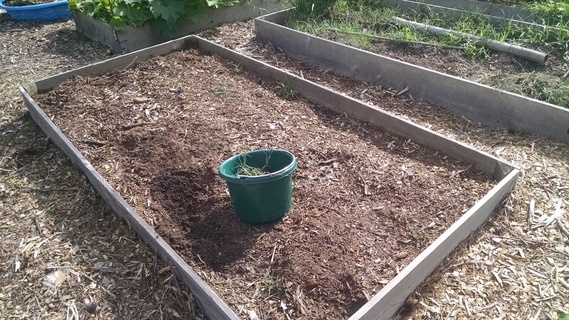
top-left (34, 48), bottom-right (493, 319)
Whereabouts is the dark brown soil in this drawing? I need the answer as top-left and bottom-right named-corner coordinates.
top-left (35, 48), bottom-right (493, 319)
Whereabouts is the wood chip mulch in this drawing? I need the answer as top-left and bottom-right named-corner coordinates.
top-left (0, 16), bottom-right (202, 320)
top-left (1, 13), bottom-right (567, 320)
top-left (33, 47), bottom-right (493, 319)
top-left (200, 21), bottom-right (569, 319)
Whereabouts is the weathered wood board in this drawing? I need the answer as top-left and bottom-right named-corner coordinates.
top-left (72, 0), bottom-right (288, 53)
top-left (350, 169), bottom-right (519, 320)
top-left (255, 10), bottom-right (569, 145)
top-left (20, 35), bottom-right (520, 320)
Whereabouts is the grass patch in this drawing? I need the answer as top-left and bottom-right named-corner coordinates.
top-left (285, 0), bottom-right (569, 107)
top-left (286, 0), bottom-right (569, 56)
top-left (485, 73), bottom-right (569, 107)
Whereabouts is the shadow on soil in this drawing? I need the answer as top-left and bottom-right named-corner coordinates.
top-left (151, 167), bottom-right (277, 272)
top-left (40, 26), bottom-right (113, 62)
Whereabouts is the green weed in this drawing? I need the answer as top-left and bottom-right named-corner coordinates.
top-left (277, 82), bottom-right (298, 99)
top-left (284, 0), bottom-right (569, 106)
top-left (289, 0), bottom-right (338, 19)
top-left (232, 63), bottom-right (243, 73)
top-left (557, 312), bottom-right (569, 320)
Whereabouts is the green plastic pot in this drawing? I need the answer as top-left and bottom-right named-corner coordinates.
top-left (218, 149), bottom-right (297, 224)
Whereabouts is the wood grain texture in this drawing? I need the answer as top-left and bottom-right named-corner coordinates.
top-left (72, 11), bottom-right (122, 53)
top-left (73, 0), bottom-right (288, 53)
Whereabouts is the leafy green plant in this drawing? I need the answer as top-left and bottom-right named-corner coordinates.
top-left (68, 0), bottom-right (241, 35)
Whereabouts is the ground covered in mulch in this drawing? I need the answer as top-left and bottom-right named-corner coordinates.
top-left (2, 8), bottom-right (567, 320)
top-left (0, 16), bottom-right (201, 320)
top-left (34, 47), bottom-right (494, 319)
top-left (196, 21), bottom-right (569, 319)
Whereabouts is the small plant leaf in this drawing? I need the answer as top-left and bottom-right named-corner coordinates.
top-left (149, 0), bottom-right (185, 28)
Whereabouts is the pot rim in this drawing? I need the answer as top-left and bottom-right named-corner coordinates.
top-left (219, 149), bottom-right (297, 183)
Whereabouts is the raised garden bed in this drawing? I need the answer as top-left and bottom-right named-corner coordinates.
top-left (20, 36), bottom-right (519, 320)
top-left (255, 5), bottom-right (569, 144)
top-left (71, 0), bottom-right (287, 53)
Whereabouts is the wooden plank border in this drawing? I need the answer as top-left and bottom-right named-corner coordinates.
top-left (20, 35), bottom-right (520, 320)
top-left (72, 0), bottom-right (288, 53)
top-left (255, 10), bottom-right (569, 144)
top-left (19, 85), bottom-right (240, 320)
top-left (350, 168), bottom-right (519, 320)
top-left (196, 37), bottom-right (514, 180)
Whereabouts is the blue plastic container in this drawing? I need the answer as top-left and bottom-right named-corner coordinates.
top-left (0, 0), bottom-right (70, 21)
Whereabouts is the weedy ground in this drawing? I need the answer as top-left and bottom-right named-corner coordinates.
top-left (286, 0), bottom-right (569, 106)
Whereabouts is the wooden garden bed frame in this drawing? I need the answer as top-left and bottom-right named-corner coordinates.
top-left (72, 0), bottom-right (287, 53)
top-left (255, 10), bottom-right (569, 145)
top-left (20, 36), bottom-right (520, 320)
